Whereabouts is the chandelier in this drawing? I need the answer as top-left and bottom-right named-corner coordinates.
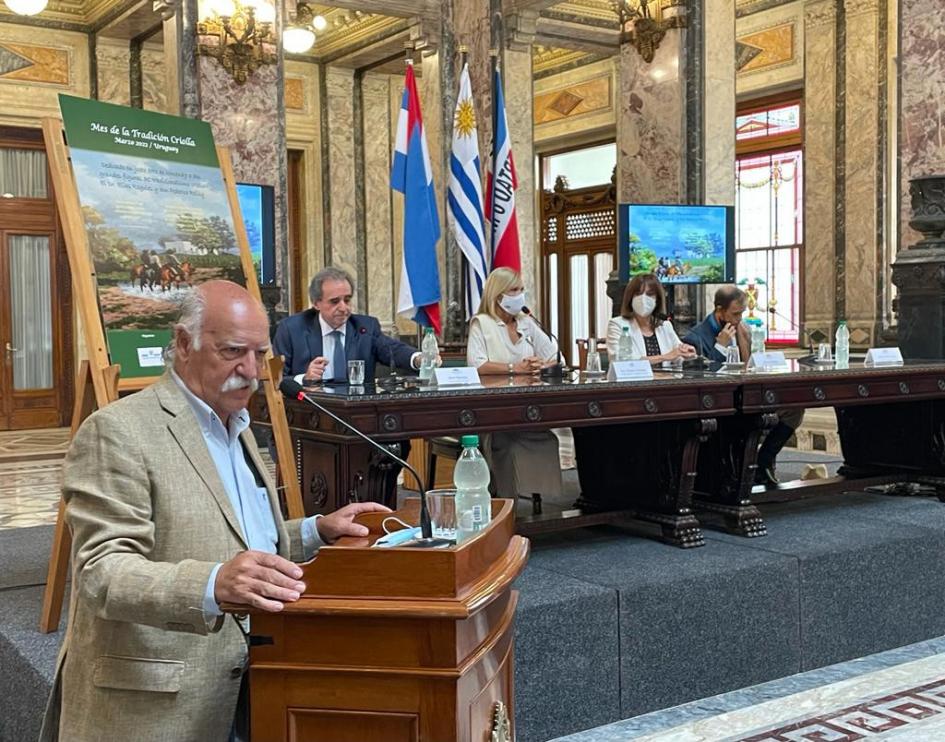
top-left (283, 1), bottom-right (327, 55)
top-left (197, 0), bottom-right (277, 85)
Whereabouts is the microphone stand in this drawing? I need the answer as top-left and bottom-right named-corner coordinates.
top-left (522, 306), bottom-right (567, 377)
top-left (280, 379), bottom-right (449, 547)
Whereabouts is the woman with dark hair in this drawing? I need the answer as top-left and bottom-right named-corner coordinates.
top-left (605, 273), bottom-right (696, 364)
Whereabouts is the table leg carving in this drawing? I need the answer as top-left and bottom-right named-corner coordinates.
top-left (693, 412), bottom-right (776, 537)
top-left (573, 418), bottom-right (715, 548)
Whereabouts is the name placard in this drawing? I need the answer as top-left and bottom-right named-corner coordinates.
top-left (864, 347), bottom-right (904, 367)
top-left (432, 367), bottom-right (481, 388)
top-left (747, 351), bottom-right (788, 370)
top-left (607, 360), bottom-right (654, 381)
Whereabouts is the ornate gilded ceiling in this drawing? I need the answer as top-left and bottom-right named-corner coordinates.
top-left (0, 0), bottom-right (120, 26)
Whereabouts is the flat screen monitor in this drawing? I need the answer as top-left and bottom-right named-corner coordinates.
top-left (618, 203), bottom-right (735, 284)
top-left (236, 182), bottom-right (276, 284)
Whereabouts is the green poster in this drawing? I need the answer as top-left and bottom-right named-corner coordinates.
top-left (59, 95), bottom-right (246, 378)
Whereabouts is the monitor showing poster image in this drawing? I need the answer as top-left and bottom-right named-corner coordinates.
top-left (236, 183), bottom-right (276, 285)
top-left (618, 203), bottom-right (735, 284)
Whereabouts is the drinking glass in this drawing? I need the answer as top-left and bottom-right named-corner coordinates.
top-left (347, 359), bottom-right (365, 385)
top-left (725, 345), bottom-right (741, 364)
top-left (426, 488), bottom-right (457, 540)
top-left (817, 343), bottom-right (833, 362)
top-left (585, 339), bottom-right (603, 376)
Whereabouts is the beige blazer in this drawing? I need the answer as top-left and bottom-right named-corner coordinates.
top-left (40, 374), bottom-right (306, 742)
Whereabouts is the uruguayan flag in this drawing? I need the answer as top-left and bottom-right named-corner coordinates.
top-left (447, 62), bottom-right (488, 319)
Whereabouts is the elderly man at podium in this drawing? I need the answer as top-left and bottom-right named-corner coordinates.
top-left (40, 281), bottom-right (388, 742)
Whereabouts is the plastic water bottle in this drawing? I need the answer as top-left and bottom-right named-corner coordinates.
top-left (419, 327), bottom-right (438, 381)
top-left (617, 325), bottom-right (634, 362)
top-left (749, 321), bottom-right (766, 355)
top-left (453, 435), bottom-right (491, 544)
top-left (835, 320), bottom-right (850, 368)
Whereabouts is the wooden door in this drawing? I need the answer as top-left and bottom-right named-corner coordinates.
top-left (0, 127), bottom-right (72, 430)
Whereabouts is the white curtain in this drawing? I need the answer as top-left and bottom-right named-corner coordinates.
top-left (0, 148), bottom-right (47, 198)
top-left (10, 235), bottom-right (53, 390)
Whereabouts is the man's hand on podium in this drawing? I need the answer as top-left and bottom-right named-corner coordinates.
top-left (214, 551), bottom-right (307, 612)
top-left (316, 501), bottom-right (391, 544)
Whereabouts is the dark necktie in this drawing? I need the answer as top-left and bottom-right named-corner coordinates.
top-left (331, 330), bottom-right (345, 381)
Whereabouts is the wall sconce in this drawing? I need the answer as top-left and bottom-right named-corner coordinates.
top-left (611, 0), bottom-right (686, 64)
top-left (197, 0), bottom-right (277, 85)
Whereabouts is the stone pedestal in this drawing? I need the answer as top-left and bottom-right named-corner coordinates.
top-left (891, 176), bottom-right (945, 360)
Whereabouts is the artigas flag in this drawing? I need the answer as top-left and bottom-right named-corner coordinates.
top-left (447, 62), bottom-right (488, 318)
top-left (485, 63), bottom-right (521, 273)
top-left (391, 62), bottom-right (442, 333)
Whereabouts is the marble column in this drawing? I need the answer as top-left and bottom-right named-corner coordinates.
top-left (703, 0), bottom-right (735, 208)
top-left (899, 0), bottom-right (945, 249)
top-left (842, 0), bottom-right (883, 347)
top-left (803, 0), bottom-right (839, 345)
top-left (324, 66), bottom-right (359, 290)
top-left (616, 27), bottom-right (687, 206)
top-left (363, 73), bottom-right (395, 329)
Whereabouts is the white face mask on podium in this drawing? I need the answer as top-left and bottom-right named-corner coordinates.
top-left (499, 291), bottom-right (527, 316)
top-left (632, 293), bottom-right (657, 318)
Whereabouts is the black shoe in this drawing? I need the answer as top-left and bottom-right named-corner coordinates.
top-left (754, 464), bottom-right (780, 488)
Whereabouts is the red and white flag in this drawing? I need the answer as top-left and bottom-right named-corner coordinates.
top-left (485, 64), bottom-right (521, 272)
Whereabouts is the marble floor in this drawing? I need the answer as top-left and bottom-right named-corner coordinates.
top-left (0, 459), bottom-right (62, 530)
top-left (553, 637), bottom-right (945, 741)
top-left (0, 427), bottom-right (70, 463)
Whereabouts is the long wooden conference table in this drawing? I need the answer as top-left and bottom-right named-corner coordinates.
top-left (252, 359), bottom-right (945, 548)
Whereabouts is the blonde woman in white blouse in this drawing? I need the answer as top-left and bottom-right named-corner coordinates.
top-left (606, 273), bottom-right (697, 364)
top-left (467, 267), bottom-right (563, 500)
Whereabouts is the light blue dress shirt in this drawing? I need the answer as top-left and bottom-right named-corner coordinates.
top-left (170, 373), bottom-right (322, 618)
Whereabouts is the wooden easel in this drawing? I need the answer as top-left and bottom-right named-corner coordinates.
top-left (38, 117), bottom-right (304, 633)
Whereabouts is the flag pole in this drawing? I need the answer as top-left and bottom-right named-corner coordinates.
top-left (458, 44), bottom-right (471, 319)
top-left (489, 48), bottom-right (499, 269)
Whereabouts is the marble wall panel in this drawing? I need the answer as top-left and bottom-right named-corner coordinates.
top-left (96, 38), bottom-right (130, 106)
top-left (362, 73), bottom-right (394, 327)
top-left (735, 0), bottom-right (804, 97)
top-left (803, 0), bottom-right (838, 342)
top-left (617, 31), bottom-right (686, 204)
top-left (504, 46), bottom-right (538, 311)
top-left (843, 0), bottom-right (881, 345)
top-left (0, 23), bottom-right (89, 127)
top-left (705, 0), bottom-right (736, 206)
top-left (899, 0), bottom-right (945, 250)
top-left (325, 66), bottom-right (358, 293)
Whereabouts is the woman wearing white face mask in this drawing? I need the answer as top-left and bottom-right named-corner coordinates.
top-left (466, 267), bottom-right (563, 500)
top-left (606, 273), bottom-right (697, 364)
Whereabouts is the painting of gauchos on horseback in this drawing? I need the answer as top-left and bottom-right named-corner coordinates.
top-left (69, 147), bottom-right (246, 333)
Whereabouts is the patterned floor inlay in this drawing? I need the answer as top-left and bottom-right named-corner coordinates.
top-left (0, 459), bottom-right (62, 530)
top-left (554, 649), bottom-right (945, 741)
top-left (0, 428), bottom-right (70, 462)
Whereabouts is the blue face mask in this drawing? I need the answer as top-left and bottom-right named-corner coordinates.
top-left (372, 517), bottom-right (422, 548)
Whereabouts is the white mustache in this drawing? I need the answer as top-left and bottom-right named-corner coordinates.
top-left (220, 374), bottom-right (259, 393)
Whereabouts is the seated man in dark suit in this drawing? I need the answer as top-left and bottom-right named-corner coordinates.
top-left (274, 266), bottom-right (421, 383)
top-left (683, 285), bottom-right (804, 487)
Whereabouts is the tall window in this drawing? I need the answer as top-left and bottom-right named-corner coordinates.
top-left (735, 96), bottom-right (803, 344)
top-left (539, 141), bottom-right (617, 366)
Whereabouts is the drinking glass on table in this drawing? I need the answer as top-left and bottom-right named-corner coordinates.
top-left (347, 359), bottom-right (365, 385)
top-left (725, 345), bottom-right (741, 365)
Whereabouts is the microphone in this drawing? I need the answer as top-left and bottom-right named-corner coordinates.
top-left (279, 378), bottom-right (449, 546)
top-left (521, 306), bottom-right (566, 377)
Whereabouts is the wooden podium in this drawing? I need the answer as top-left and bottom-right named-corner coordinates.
top-left (237, 498), bottom-right (529, 742)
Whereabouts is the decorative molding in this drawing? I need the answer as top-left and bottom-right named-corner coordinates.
top-left (844, 0), bottom-right (881, 17)
top-left (506, 9), bottom-right (538, 51)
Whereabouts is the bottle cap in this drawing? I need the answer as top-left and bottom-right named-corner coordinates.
top-left (460, 434), bottom-right (479, 447)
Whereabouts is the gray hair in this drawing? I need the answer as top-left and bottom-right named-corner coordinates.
top-left (164, 289), bottom-right (207, 366)
top-left (309, 266), bottom-right (355, 305)
top-left (714, 285), bottom-right (747, 311)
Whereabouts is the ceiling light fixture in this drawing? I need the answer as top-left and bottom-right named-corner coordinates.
top-left (4, 0), bottom-right (49, 16)
top-left (283, 0), bottom-right (318, 55)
